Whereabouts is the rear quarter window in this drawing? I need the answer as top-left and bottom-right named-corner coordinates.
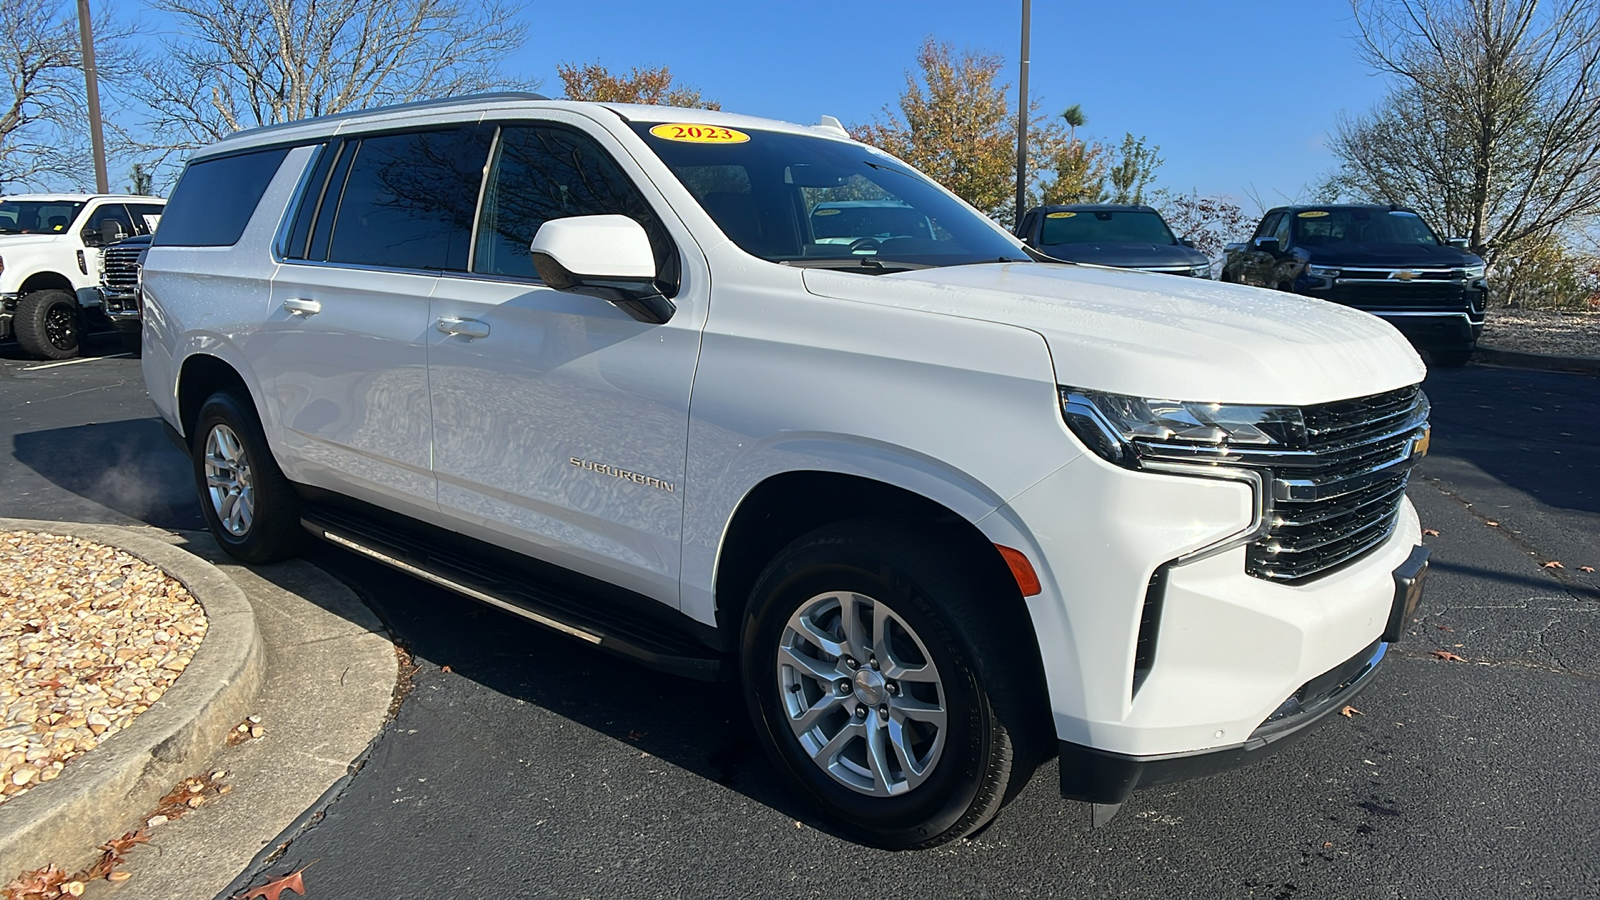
top-left (154, 147), bottom-right (291, 247)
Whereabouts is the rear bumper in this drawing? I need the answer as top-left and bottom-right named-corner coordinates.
top-left (1060, 637), bottom-right (1389, 803)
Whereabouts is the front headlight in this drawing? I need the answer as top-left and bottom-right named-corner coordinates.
top-left (1461, 264), bottom-right (1486, 279)
top-left (1060, 387), bottom-right (1304, 469)
top-left (1306, 265), bottom-right (1340, 278)
top-left (1189, 262), bottom-right (1212, 278)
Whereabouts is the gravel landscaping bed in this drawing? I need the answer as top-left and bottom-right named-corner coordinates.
top-left (1482, 307), bottom-right (1600, 359)
top-left (0, 532), bottom-right (206, 805)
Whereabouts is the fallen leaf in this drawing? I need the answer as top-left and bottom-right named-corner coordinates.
top-left (440, 665), bottom-right (453, 673)
top-left (1322, 841), bottom-right (1335, 849)
top-left (1542, 560), bottom-right (1564, 569)
top-left (4, 864), bottom-right (67, 899)
top-left (1422, 529), bottom-right (1440, 536)
top-left (626, 730), bottom-right (646, 741)
top-left (1432, 650), bottom-right (1466, 662)
top-left (1581, 566), bottom-right (1595, 573)
top-left (103, 829), bottom-right (150, 856)
top-left (1435, 625), bottom-right (1456, 632)
top-left (1340, 705), bottom-right (1362, 718)
top-left (107, 872), bottom-right (132, 883)
top-left (1485, 520), bottom-right (1499, 526)
top-left (240, 868), bottom-right (307, 900)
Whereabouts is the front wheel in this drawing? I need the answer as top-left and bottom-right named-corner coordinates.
top-left (13, 289), bottom-right (81, 360)
top-left (192, 391), bottom-right (304, 563)
top-left (741, 520), bottom-right (1042, 849)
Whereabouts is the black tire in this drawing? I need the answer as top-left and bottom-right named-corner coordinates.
top-left (191, 390), bottom-right (304, 563)
top-left (1428, 346), bottom-right (1474, 368)
top-left (740, 519), bottom-right (1043, 849)
top-left (13, 289), bottom-right (81, 360)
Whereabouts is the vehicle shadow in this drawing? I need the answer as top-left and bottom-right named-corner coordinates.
top-left (300, 539), bottom-right (856, 839)
top-left (0, 331), bottom-right (130, 363)
top-left (1421, 366), bottom-right (1600, 516)
top-left (10, 419), bottom-right (205, 531)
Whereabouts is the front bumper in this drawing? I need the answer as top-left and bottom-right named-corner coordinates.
top-left (1060, 636), bottom-right (1389, 803)
top-left (979, 442), bottom-right (1426, 762)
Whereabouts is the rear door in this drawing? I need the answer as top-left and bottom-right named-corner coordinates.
top-left (426, 115), bottom-right (706, 606)
top-left (255, 124), bottom-right (492, 513)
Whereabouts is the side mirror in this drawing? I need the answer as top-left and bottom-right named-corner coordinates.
top-left (1178, 236), bottom-right (1197, 249)
top-left (1447, 237), bottom-right (1469, 249)
top-left (80, 226), bottom-right (103, 247)
top-left (1254, 236), bottom-right (1281, 255)
top-left (530, 215), bottom-right (674, 324)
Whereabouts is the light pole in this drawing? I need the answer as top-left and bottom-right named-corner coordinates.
top-left (77, 0), bottom-right (109, 194)
top-left (1015, 0), bottom-right (1031, 227)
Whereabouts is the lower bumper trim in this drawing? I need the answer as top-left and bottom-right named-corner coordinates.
top-left (1059, 639), bottom-right (1389, 804)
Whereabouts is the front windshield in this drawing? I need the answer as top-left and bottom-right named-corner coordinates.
top-left (1040, 209), bottom-right (1175, 245)
top-left (1294, 209), bottom-right (1440, 248)
top-left (632, 123), bottom-right (1028, 270)
top-left (0, 201), bottom-right (86, 235)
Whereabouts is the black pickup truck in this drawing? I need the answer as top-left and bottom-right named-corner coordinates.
top-left (1221, 204), bottom-right (1486, 366)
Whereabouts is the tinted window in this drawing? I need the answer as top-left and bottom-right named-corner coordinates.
top-left (83, 203), bottom-right (133, 239)
top-left (126, 203), bottom-right (164, 235)
top-left (1254, 212), bottom-right (1281, 241)
top-left (0, 200), bottom-right (85, 234)
top-left (282, 142), bottom-right (336, 258)
top-left (327, 127), bottom-right (491, 271)
top-left (1272, 212), bottom-right (1292, 247)
top-left (635, 124), bottom-right (1027, 270)
top-left (1040, 209), bottom-right (1175, 245)
top-left (155, 148), bottom-right (290, 247)
top-left (1293, 209), bottom-right (1441, 248)
top-left (474, 124), bottom-right (672, 282)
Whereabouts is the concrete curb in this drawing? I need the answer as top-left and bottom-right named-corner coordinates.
top-left (0, 519), bottom-right (266, 880)
top-left (1475, 345), bottom-right (1600, 375)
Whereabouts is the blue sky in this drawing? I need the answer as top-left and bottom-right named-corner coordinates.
top-left (508, 0), bottom-right (1393, 214)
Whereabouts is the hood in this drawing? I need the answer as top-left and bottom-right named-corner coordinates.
top-left (0, 234), bottom-right (67, 250)
top-left (1039, 242), bottom-right (1209, 270)
top-left (802, 262), bottom-right (1425, 406)
top-left (1303, 242), bottom-right (1482, 268)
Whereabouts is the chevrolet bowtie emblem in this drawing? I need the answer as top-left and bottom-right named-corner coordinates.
top-left (1393, 270), bottom-right (1419, 281)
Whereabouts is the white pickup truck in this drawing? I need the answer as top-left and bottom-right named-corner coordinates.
top-left (0, 193), bottom-right (164, 358)
top-left (141, 95), bottom-right (1431, 848)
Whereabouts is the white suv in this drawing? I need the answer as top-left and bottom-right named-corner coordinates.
top-left (141, 94), bottom-right (1431, 848)
top-left (0, 194), bottom-right (164, 358)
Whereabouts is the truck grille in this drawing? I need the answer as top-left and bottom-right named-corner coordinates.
top-left (1247, 386), bottom-right (1425, 582)
top-left (101, 244), bottom-right (143, 300)
top-left (1325, 282), bottom-right (1465, 309)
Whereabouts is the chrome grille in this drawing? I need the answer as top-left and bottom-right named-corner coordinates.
top-left (101, 244), bottom-right (143, 299)
top-left (1249, 386), bottom-right (1425, 582)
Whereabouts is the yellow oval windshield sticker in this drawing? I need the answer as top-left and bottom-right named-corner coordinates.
top-left (1046, 211), bottom-right (1076, 218)
top-left (650, 123), bottom-right (750, 143)
top-left (814, 208), bottom-right (841, 216)
top-left (1298, 210), bottom-right (1330, 218)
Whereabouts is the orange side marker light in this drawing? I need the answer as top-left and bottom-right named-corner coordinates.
top-left (994, 544), bottom-right (1042, 597)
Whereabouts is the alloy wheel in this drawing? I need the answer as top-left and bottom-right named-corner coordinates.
top-left (204, 424), bottom-right (255, 537)
top-left (776, 590), bottom-right (947, 797)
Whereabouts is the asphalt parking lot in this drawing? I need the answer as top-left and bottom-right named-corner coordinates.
top-left (2, 340), bottom-right (1597, 899)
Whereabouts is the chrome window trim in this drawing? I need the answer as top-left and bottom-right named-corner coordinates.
top-left (271, 143), bottom-right (330, 262)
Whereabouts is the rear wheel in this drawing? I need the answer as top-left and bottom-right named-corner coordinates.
top-left (741, 520), bottom-right (1041, 848)
top-left (13, 289), bottom-right (81, 360)
top-left (192, 391), bottom-right (304, 563)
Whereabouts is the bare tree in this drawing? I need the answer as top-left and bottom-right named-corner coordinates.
top-left (1334, 0), bottom-right (1600, 261)
top-left (140, 0), bottom-right (527, 165)
top-left (0, 0), bottom-right (128, 190)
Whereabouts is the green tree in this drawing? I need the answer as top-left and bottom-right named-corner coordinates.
top-left (127, 162), bottom-right (153, 195)
top-left (852, 37), bottom-right (1063, 224)
top-left (557, 62), bottom-right (719, 109)
top-left (1106, 133), bottom-right (1163, 205)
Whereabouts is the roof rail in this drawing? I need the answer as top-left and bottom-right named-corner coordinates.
top-left (225, 92), bottom-right (553, 141)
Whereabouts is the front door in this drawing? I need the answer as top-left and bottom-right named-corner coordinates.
top-left (428, 118), bottom-right (704, 606)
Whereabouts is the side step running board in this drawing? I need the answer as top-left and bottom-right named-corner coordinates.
top-left (301, 515), bottom-right (724, 681)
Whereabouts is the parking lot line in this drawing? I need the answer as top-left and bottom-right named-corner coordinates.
top-left (20, 354), bottom-right (132, 371)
